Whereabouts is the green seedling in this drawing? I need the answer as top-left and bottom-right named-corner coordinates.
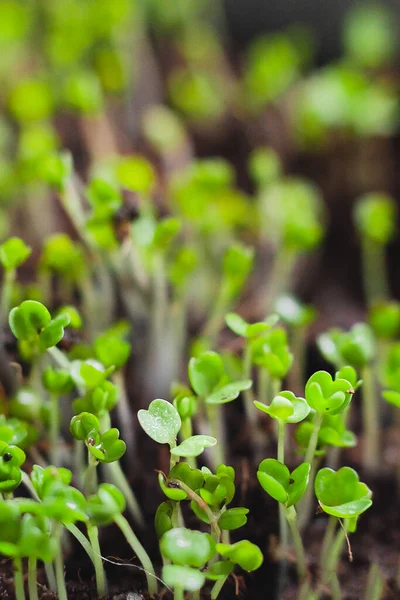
top-left (317, 324), bottom-right (378, 471)
top-left (188, 351), bottom-right (252, 466)
top-left (42, 366), bottom-right (73, 464)
top-left (248, 146), bottom-right (282, 189)
top-left (258, 456), bottom-right (310, 587)
top-left (211, 540), bottom-right (263, 598)
top-left (9, 300), bottom-right (70, 358)
top-left (275, 294), bottom-right (316, 393)
top-left (161, 527), bottom-right (215, 598)
top-left (70, 411), bottom-right (126, 494)
top-left (243, 33), bottom-right (301, 112)
top-left (87, 483), bottom-right (157, 596)
top-left (354, 192), bottom-right (396, 308)
top-left (343, 4), bottom-right (397, 69)
top-left (203, 244), bottom-right (254, 346)
top-left (0, 237), bottom-right (31, 319)
top-left (315, 467), bottom-right (373, 598)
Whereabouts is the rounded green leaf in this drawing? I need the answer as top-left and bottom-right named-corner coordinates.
top-left (69, 412), bottom-right (100, 441)
top-left (9, 301), bottom-right (51, 342)
top-left (287, 462), bottom-right (311, 507)
top-left (275, 294), bottom-right (316, 328)
top-left (205, 560), bottom-right (235, 581)
top-left (0, 237), bottom-right (31, 271)
top-left (160, 528), bottom-right (215, 568)
top-left (171, 435), bottom-right (217, 458)
top-left (369, 301), bottom-right (400, 340)
top-left (158, 472), bottom-right (187, 501)
top-left (218, 507), bottom-right (249, 531)
top-left (162, 565), bottom-right (205, 592)
top-left (257, 459), bottom-right (289, 503)
top-left (138, 399), bottom-right (181, 446)
top-left (216, 540), bottom-right (263, 572)
top-left (188, 352), bottom-right (224, 397)
top-left (155, 502), bottom-right (173, 538)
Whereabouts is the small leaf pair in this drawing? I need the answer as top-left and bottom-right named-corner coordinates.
top-left (305, 371), bottom-right (354, 415)
top-left (70, 412), bottom-right (126, 463)
top-left (257, 459), bottom-right (310, 506)
top-left (255, 391), bottom-right (310, 423)
top-left (9, 301), bottom-right (70, 352)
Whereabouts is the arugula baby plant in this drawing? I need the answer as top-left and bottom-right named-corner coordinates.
top-left (139, 398), bottom-right (263, 598)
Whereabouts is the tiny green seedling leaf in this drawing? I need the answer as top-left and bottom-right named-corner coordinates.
top-left (216, 540), bottom-right (263, 571)
top-left (0, 237), bottom-right (31, 271)
top-left (218, 507), bottom-right (249, 530)
top-left (87, 483), bottom-right (126, 526)
top-left (160, 528), bottom-right (215, 568)
top-left (257, 459), bottom-right (310, 506)
top-left (315, 467), bottom-right (372, 518)
top-left (155, 502), bottom-right (173, 538)
top-left (225, 312), bottom-right (279, 338)
top-left (206, 380), bottom-right (252, 404)
top-left (188, 352), bottom-right (224, 397)
top-left (0, 441), bottom-right (26, 492)
top-left (138, 399), bottom-right (181, 446)
top-left (254, 391), bottom-right (310, 423)
top-left (171, 435), bottom-right (217, 458)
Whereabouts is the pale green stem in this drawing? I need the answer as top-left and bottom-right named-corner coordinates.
top-left (75, 438), bottom-right (85, 489)
top-left (258, 367), bottom-right (270, 405)
top-left (265, 248), bottom-right (295, 313)
top-left (114, 514), bottom-right (157, 597)
top-left (64, 523), bottom-right (95, 563)
top-left (47, 346), bottom-right (70, 370)
top-left (152, 252), bottom-right (168, 345)
top-left (44, 562), bottom-right (57, 592)
top-left (320, 517), bottom-right (337, 569)
top-left (84, 451), bottom-right (98, 496)
top-left (285, 506), bottom-right (307, 582)
top-left (298, 456), bottom-right (321, 532)
top-left (361, 365), bottom-right (379, 472)
top-left (87, 524), bottom-right (108, 597)
top-left (211, 574), bottom-right (229, 599)
top-left (365, 563), bottom-right (384, 600)
top-left (205, 403), bottom-right (225, 469)
top-left (180, 417), bottom-right (196, 469)
top-left (277, 420), bottom-right (288, 593)
top-left (54, 528), bottom-right (68, 600)
top-left (360, 237), bottom-right (389, 309)
top-left (270, 377), bottom-right (281, 400)
top-left (243, 344), bottom-right (257, 427)
top-left (1, 269), bottom-right (14, 321)
top-left (192, 590), bottom-right (201, 600)
top-left (14, 557), bottom-right (26, 600)
top-left (28, 557), bottom-right (39, 600)
top-left (202, 282), bottom-right (230, 347)
top-left (304, 413), bottom-right (323, 466)
top-left (287, 327), bottom-right (307, 396)
top-left (174, 587), bottom-right (184, 600)
top-left (49, 392), bottom-right (61, 465)
top-left (104, 460), bottom-right (144, 526)
top-left (323, 523), bottom-right (347, 599)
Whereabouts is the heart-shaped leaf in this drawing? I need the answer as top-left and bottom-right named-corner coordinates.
top-left (315, 467), bottom-right (372, 518)
top-left (305, 371), bottom-right (353, 415)
top-left (138, 399), bottom-right (181, 446)
top-left (206, 380), bottom-right (252, 404)
top-left (171, 435), bottom-right (217, 458)
top-left (39, 313), bottom-right (71, 350)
